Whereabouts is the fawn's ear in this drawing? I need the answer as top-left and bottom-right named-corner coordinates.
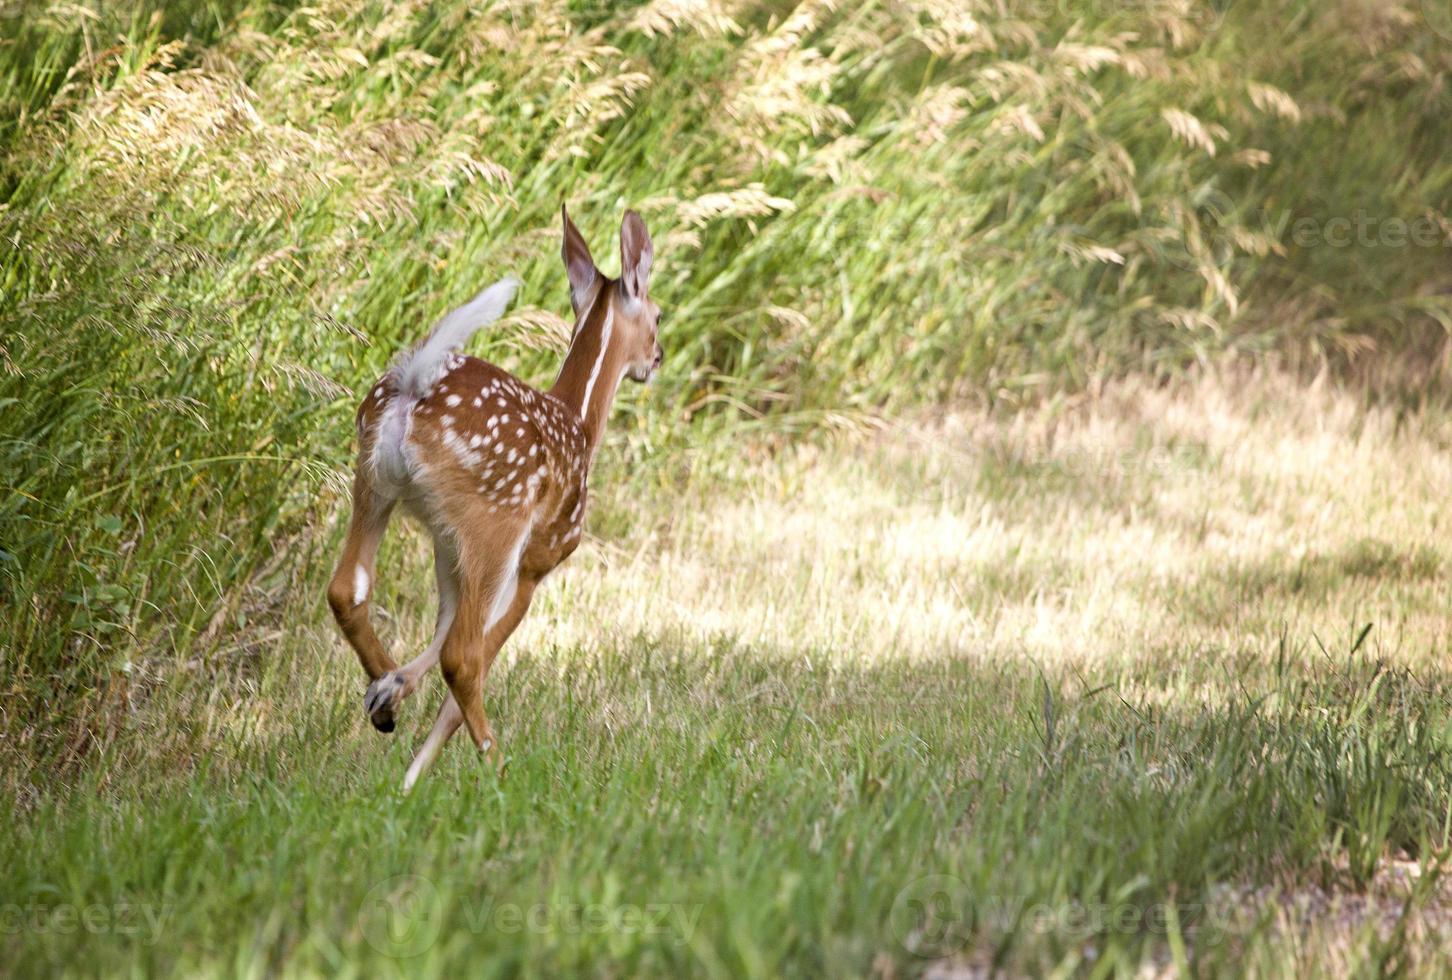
top-left (619, 210), bottom-right (653, 303)
top-left (561, 203), bottom-right (598, 313)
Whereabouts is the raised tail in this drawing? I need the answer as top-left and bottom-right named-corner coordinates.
top-left (373, 277), bottom-right (520, 488)
top-left (396, 277), bottom-right (521, 400)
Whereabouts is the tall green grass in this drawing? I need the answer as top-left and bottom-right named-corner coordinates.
top-left (1, 0), bottom-right (1449, 772)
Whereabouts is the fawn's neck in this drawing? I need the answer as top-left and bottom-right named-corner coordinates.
top-left (550, 283), bottom-right (626, 459)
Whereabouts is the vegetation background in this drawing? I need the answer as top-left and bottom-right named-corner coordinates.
top-left (2, 0), bottom-right (1451, 975)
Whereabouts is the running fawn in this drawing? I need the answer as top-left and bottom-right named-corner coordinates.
top-left (326, 206), bottom-right (662, 789)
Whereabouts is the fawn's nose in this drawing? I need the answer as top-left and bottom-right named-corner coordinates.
top-left (652, 343), bottom-right (663, 369)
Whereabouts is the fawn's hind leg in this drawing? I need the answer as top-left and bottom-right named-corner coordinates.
top-left (438, 522), bottom-right (534, 755)
top-left (403, 694), bottom-right (462, 791)
top-left (326, 473), bottom-right (398, 684)
top-left (364, 539), bottom-right (459, 732)
top-left (404, 575), bottom-right (537, 790)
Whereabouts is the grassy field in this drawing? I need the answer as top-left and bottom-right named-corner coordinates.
top-left (3, 0), bottom-right (1452, 976)
top-left (6, 372), bottom-right (1452, 976)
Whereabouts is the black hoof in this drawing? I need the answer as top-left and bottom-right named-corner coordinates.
top-left (365, 673), bottom-right (406, 733)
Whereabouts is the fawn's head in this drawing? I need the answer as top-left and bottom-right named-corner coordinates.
top-left (561, 204), bottom-right (663, 383)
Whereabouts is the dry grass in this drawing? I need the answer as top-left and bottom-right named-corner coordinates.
top-left (504, 369), bottom-right (1450, 677)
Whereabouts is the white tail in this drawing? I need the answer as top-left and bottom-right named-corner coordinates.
top-left (371, 277), bottom-right (520, 490)
top-left (328, 208), bottom-right (662, 791)
top-left (397, 277), bottom-right (520, 400)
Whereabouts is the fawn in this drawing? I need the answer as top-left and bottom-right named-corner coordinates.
top-left (327, 206), bottom-right (662, 789)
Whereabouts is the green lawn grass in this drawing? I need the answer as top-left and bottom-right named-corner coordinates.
top-left (7, 641), bottom-right (1448, 977)
top-left (4, 0), bottom-right (1450, 758)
